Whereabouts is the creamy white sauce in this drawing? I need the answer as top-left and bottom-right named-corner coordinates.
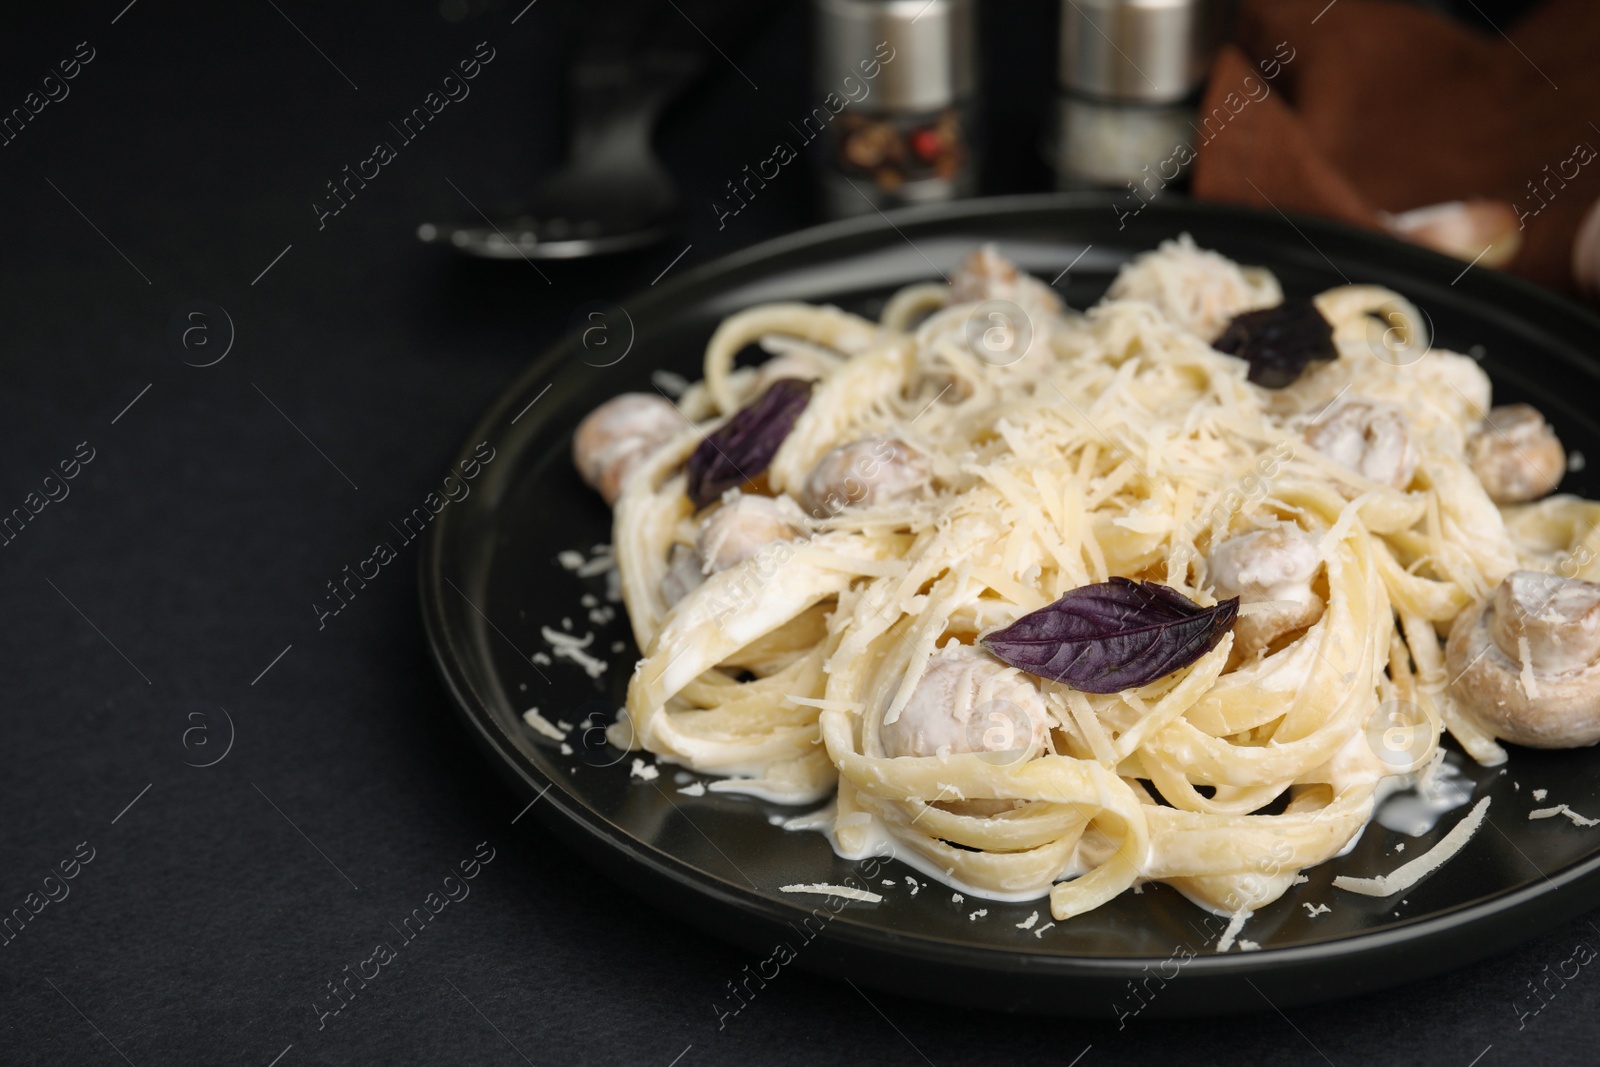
top-left (1373, 752), bottom-right (1475, 837)
top-left (709, 777), bottom-right (835, 805)
top-left (775, 801), bottom-right (1102, 906)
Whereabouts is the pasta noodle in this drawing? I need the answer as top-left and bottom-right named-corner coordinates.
top-left (586, 236), bottom-right (1587, 921)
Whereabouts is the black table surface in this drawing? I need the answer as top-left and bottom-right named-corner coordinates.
top-left (0, 1), bottom-right (1588, 1065)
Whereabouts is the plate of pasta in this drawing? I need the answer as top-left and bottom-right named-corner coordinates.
top-left (422, 195), bottom-right (1600, 1015)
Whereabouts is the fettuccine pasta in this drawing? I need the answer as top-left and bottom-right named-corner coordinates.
top-left (570, 236), bottom-right (1590, 922)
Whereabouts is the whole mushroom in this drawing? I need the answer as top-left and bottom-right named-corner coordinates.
top-left (1304, 398), bottom-right (1419, 490)
top-left (660, 493), bottom-right (808, 606)
top-left (1446, 570), bottom-right (1600, 747)
top-left (572, 393), bottom-right (682, 505)
top-left (696, 493), bottom-right (807, 573)
top-left (800, 438), bottom-right (933, 518)
top-left (1466, 404), bottom-right (1565, 505)
top-left (1207, 523), bottom-right (1326, 662)
top-left (880, 644), bottom-right (1051, 763)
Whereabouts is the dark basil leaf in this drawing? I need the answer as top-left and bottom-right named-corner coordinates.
top-left (981, 577), bottom-right (1238, 694)
top-left (686, 378), bottom-right (811, 507)
top-left (1212, 299), bottom-right (1337, 389)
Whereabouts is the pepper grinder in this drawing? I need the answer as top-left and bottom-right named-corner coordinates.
top-left (1054, 0), bottom-right (1229, 191)
top-left (813, 0), bottom-right (978, 218)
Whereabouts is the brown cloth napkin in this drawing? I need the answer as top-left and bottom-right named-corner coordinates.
top-left (1190, 0), bottom-right (1600, 296)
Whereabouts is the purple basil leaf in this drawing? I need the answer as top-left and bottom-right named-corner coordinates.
top-left (686, 378), bottom-right (812, 507)
top-left (1212, 299), bottom-right (1337, 389)
top-left (981, 577), bottom-right (1239, 694)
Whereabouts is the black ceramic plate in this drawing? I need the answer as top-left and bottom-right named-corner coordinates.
top-left (421, 194), bottom-right (1600, 1016)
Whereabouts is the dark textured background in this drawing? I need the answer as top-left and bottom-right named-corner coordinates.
top-left (0, 1), bottom-right (1588, 1065)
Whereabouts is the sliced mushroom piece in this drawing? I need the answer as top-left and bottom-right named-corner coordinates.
top-left (572, 393), bottom-right (683, 505)
top-left (1466, 404), bottom-right (1565, 504)
top-left (1446, 570), bottom-right (1600, 747)
top-left (1304, 398), bottom-right (1419, 489)
top-left (695, 493), bottom-right (807, 573)
top-left (879, 645), bottom-right (1051, 815)
top-left (800, 438), bottom-right (933, 519)
top-left (1208, 523), bottom-right (1325, 662)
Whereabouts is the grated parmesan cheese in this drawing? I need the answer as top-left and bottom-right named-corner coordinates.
top-left (1016, 911), bottom-right (1039, 930)
top-left (1529, 804), bottom-right (1600, 827)
top-left (521, 707), bottom-right (565, 741)
top-left (1334, 796), bottom-right (1490, 897)
top-left (629, 758), bottom-right (659, 781)
top-left (1303, 903), bottom-right (1330, 917)
top-left (779, 883), bottom-right (883, 903)
top-left (651, 369), bottom-right (690, 397)
top-left (1517, 636), bottom-right (1541, 699)
top-left (558, 544), bottom-right (615, 578)
top-left (968, 909), bottom-right (988, 921)
top-left (541, 626), bottom-right (608, 678)
top-left (1216, 910), bottom-right (1252, 952)
top-left (576, 550), bottom-right (614, 578)
top-left (677, 781), bottom-right (706, 796)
